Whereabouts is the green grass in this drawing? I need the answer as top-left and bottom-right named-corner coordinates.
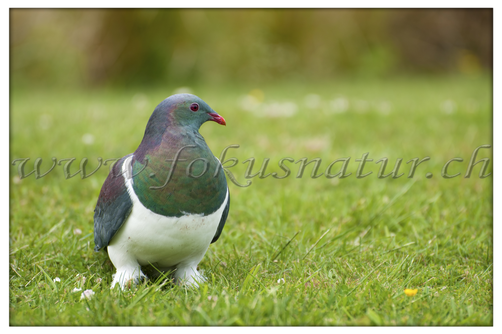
top-left (10, 74), bottom-right (492, 325)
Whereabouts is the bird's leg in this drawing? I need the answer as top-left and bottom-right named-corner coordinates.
top-left (174, 264), bottom-right (206, 288)
top-left (108, 246), bottom-right (146, 290)
top-left (111, 266), bottom-right (147, 290)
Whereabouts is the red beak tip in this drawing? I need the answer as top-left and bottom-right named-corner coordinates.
top-left (209, 113), bottom-right (226, 126)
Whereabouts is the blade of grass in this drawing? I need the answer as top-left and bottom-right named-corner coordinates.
top-left (302, 229), bottom-right (330, 260)
top-left (37, 265), bottom-right (57, 291)
top-left (271, 230), bottom-right (300, 261)
top-left (347, 261), bottom-right (387, 296)
top-left (240, 263), bottom-right (262, 294)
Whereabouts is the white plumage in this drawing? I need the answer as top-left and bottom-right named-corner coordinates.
top-left (107, 155), bottom-right (229, 289)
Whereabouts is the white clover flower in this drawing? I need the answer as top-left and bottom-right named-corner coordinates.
top-left (441, 100), bottom-right (456, 114)
top-left (76, 274), bottom-right (86, 284)
top-left (53, 277), bottom-right (61, 283)
top-left (80, 289), bottom-right (95, 300)
top-left (304, 94), bottom-right (321, 109)
top-left (330, 97), bottom-right (349, 113)
top-left (81, 134), bottom-right (95, 145)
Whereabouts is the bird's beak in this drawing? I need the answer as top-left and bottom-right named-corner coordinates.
top-left (208, 113), bottom-right (226, 126)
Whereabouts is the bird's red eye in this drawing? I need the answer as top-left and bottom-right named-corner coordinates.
top-left (190, 103), bottom-right (199, 112)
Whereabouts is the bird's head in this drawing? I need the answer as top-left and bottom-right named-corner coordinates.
top-left (155, 94), bottom-right (226, 129)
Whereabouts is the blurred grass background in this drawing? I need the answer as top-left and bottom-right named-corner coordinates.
top-left (10, 8), bottom-right (492, 325)
top-left (11, 8), bottom-right (491, 88)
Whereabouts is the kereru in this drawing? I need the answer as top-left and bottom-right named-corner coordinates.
top-left (93, 94), bottom-right (230, 289)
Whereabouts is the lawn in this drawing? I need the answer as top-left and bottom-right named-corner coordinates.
top-left (9, 74), bottom-right (492, 325)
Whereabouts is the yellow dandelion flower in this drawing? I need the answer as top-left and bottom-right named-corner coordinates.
top-left (404, 288), bottom-right (418, 296)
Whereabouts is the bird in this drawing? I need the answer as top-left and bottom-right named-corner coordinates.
top-left (93, 94), bottom-right (230, 290)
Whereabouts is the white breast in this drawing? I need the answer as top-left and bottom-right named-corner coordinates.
top-left (107, 155), bottom-right (228, 271)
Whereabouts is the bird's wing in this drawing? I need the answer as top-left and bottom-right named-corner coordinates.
top-left (211, 188), bottom-right (230, 244)
top-left (93, 154), bottom-right (133, 251)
